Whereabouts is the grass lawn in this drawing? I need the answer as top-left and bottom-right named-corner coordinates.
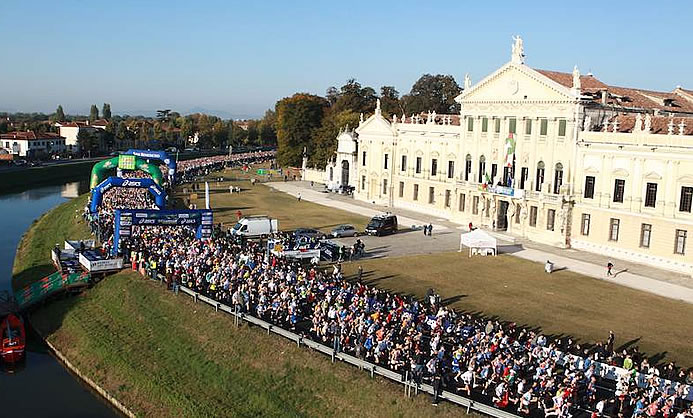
top-left (32, 270), bottom-right (462, 417)
top-left (340, 254), bottom-right (693, 367)
top-left (12, 193), bottom-right (91, 290)
top-left (176, 167), bottom-right (369, 233)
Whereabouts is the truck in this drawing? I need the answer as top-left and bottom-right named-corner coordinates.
top-left (230, 216), bottom-right (279, 238)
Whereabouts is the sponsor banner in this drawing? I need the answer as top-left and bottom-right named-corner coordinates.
top-left (79, 253), bottom-right (124, 272)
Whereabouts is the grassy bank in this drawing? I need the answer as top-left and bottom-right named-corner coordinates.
top-left (0, 160), bottom-right (95, 194)
top-left (12, 193), bottom-right (91, 290)
top-left (32, 271), bottom-right (461, 417)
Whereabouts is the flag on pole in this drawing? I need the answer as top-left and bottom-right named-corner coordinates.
top-left (504, 133), bottom-right (516, 167)
top-left (205, 181), bottom-right (210, 209)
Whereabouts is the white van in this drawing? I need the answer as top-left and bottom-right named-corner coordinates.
top-left (230, 216), bottom-right (279, 238)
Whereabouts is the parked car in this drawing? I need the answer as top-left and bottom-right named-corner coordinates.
top-left (331, 224), bottom-right (358, 238)
top-left (293, 228), bottom-right (326, 240)
top-left (364, 214), bottom-right (398, 236)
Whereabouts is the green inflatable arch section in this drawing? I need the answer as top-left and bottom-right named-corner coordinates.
top-left (90, 156), bottom-right (164, 189)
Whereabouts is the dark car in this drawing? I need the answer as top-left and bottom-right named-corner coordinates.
top-left (364, 214), bottom-right (398, 236)
top-left (293, 228), bottom-right (326, 240)
top-left (331, 224), bottom-right (358, 238)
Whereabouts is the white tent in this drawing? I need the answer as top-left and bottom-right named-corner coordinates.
top-left (459, 229), bottom-right (497, 257)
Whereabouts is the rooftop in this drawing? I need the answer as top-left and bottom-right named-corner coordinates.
top-left (0, 131), bottom-right (64, 141)
top-left (536, 68), bottom-right (693, 114)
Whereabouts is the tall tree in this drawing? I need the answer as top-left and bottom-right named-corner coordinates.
top-left (89, 104), bottom-right (99, 122)
top-left (116, 121), bottom-right (130, 148)
top-left (379, 86), bottom-right (403, 117)
top-left (180, 117), bottom-right (194, 146)
top-left (102, 103), bottom-right (112, 120)
top-left (212, 120), bottom-right (227, 148)
top-left (258, 109), bottom-right (277, 146)
top-left (54, 105), bottom-right (65, 122)
top-left (275, 93), bottom-right (328, 167)
top-left (77, 129), bottom-right (96, 156)
top-left (402, 74), bottom-right (462, 114)
top-left (153, 122), bottom-right (165, 141)
top-left (331, 79), bottom-right (377, 114)
top-left (138, 122), bottom-right (149, 147)
top-left (309, 110), bottom-right (359, 168)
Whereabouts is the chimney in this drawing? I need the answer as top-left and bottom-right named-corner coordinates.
top-left (601, 90), bottom-right (608, 105)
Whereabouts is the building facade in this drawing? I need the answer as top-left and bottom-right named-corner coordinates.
top-left (347, 37), bottom-right (693, 274)
top-left (55, 120), bottom-right (107, 153)
top-left (0, 131), bottom-right (66, 157)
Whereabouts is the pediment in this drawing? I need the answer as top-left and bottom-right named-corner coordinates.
top-left (643, 171), bottom-right (662, 180)
top-left (456, 62), bottom-right (576, 104)
top-left (612, 168), bottom-right (629, 178)
top-left (584, 166), bottom-right (600, 174)
top-left (677, 174), bottom-right (693, 184)
top-left (356, 113), bottom-right (396, 135)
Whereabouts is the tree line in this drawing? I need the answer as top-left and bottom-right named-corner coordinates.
top-left (274, 74), bottom-right (462, 168)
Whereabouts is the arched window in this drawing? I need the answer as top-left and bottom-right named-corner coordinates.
top-left (536, 161), bottom-right (545, 192)
top-left (478, 155), bottom-right (486, 183)
top-left (465, 154), bottom-right (472, 181)
top-left (554, 163), bottom-right (563, 194)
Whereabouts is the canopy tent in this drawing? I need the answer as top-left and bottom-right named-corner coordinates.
top-left (459, 229), bottom-right (497, 257)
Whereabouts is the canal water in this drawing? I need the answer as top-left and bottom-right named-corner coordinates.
top-left (0, 181), bottom-right (117, 416)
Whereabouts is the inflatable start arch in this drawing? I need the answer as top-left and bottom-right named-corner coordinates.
top-left (90, 156), bottom-right (164, 189)
top-left (124, 149), bottom-right (177, 183)
top-left (90, 176), bottom-right (166, 213)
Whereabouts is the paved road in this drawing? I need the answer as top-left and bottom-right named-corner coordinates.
top-left (268, 181), bottom-right (693, 304)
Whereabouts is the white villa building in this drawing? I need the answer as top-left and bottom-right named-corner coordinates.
top-left (305, 37), bottom-right (693, 275)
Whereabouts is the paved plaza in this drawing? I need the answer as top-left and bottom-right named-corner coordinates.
top-left (269, 181), bottom-right (693, 304)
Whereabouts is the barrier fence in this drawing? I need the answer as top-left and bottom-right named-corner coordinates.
top-left (178, 285), bottom-right (521, 418)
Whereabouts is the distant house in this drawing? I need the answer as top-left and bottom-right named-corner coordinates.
top-left (0, 131), bottom-right (66, 157)
top-left (54, 120), bottom-right (106, 153)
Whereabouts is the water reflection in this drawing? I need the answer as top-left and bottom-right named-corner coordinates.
top-left (0, 180), bottom-right (116, 416)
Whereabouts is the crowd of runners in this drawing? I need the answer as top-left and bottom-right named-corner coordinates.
top-left (85, 152), bottom-right (692, 418)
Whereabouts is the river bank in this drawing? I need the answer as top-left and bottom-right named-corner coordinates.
top-left (0, 160), bottom-right (97, 194)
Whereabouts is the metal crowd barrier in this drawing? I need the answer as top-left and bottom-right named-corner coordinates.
top-left (179, 286), bottom-right (521, 418)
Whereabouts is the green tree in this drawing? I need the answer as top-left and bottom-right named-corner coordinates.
top-left (115, 121), bottom-right (130, 149)
top-left (212, 120), bottom-right (227, 148)
top-left (275, 93), bottom-right (327, 167)
top-left (138, 122), bottom-right (149, 147)
top-left (102, 103), bottom-right (112, 120)
top-left (330, 79), bottom-right (377, 114)
top-left (246, 120), bottom-right (259, 146)
top-left (196, 114), bottom-right (214, 147)
top-left (54, 105), bottom-right (66, 122)
top-left (258, 109), bottom-right (277, 146)
top-left (153, 122), bottom-right (165, 141)
top-left (402, 74), bottom-right (462, 114)
top-left (379, 86), bottom-right (403, 117)
top-left (309, 110), bottom-right (359, 168)
top-left (89, 105), bottom-right (99, 122)
top-left (180, 117), bottom-right (194, 146)
top-left (77, 129), bottom-right (96, 156)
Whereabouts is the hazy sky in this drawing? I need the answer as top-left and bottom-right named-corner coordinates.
top-left (1, 0), bottom-right (691, 118)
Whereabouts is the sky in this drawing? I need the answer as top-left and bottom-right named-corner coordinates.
top-left (1, 0), bottom-right (691, 119)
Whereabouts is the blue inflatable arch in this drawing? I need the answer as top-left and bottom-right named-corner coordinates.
top-left (124, 149), bottom-right (177, 183)
top-left (90, 176), bottom-right (166, 213)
